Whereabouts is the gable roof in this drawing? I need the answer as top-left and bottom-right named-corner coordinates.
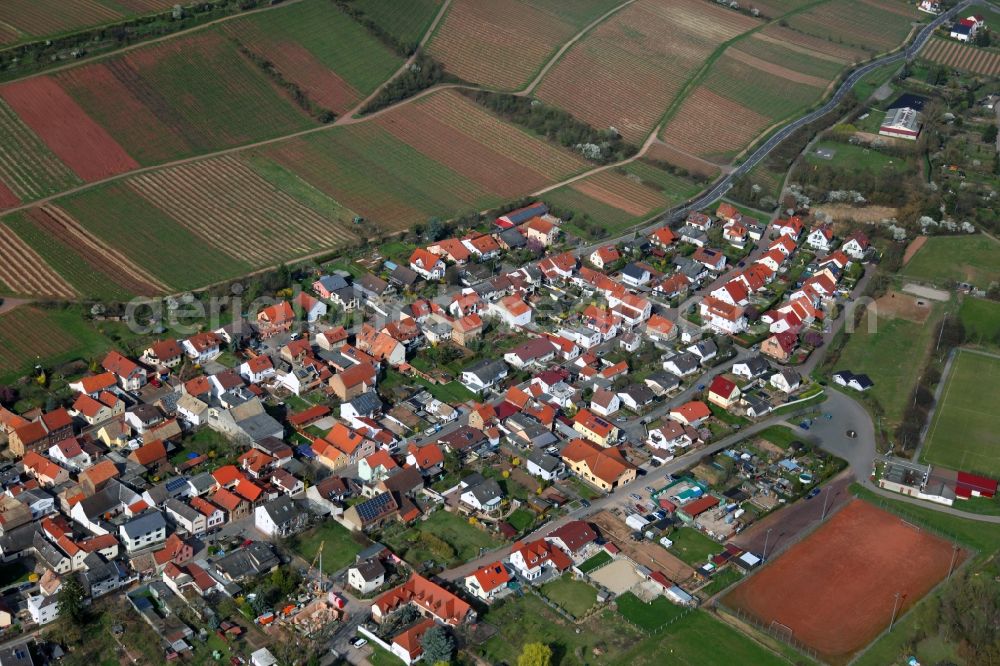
top-left (471, 561), bottom-right (510, 593)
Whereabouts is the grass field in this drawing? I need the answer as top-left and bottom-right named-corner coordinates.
top-left (350, 0), bottom-right (442, 48)
top-left (902, 234), bottom-right (1000, 289)
top-left (699, 566), bottom-right (745, 597)
top-left (382, 509), bottom-right (500, 567)
top-left (786, 0), bottom-right (918, 54)
top-left (221, 0), bottom-right (402, 114)
top-left (291, 520), bottom-right (366, 575)
top-left (668, 527), bottom-right (720, 566)
top-left (805, 141), bottom-right (909, 174)
top-left (0, 98), bottom-right (81, 205)
top-left (616, 591), bottom-right (687, 631)
top-left (921, 349), bottom-right (1000, 477)
top-left (2, 211), bottom-right (135, 301)
top-left (0, 0), bottom-right (168, 42)
top-left (505, 508), bottom-right (535, 533)
top-left (835, 303), bottom-right (944, 428)
top-left (58, 182), bottom-right (253, 291)
top-left (481, 592), bottom-right (788, 666)
top-left (0, 306), bottom-right (110, 380)
top-left (959, 296), bottom-right (1000, 345)
top-left (757, 425), bottom-right (800, 450)
top-left (55, 30), bottom-right (316, 164)
top-left (578, 550), bottom-right (613, 574)
top-left (539, 575), bottom-right (598, 618)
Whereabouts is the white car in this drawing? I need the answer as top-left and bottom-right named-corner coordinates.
top-left (351, 638), bottom-right (368, 649)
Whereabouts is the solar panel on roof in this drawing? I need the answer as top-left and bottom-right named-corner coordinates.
top-left (166, 477), bottom-right (189, 492)
top-left (357, 493), bottom-right (394, 521)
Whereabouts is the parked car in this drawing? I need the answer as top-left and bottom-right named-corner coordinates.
top-left (806, 487), bottom-right (821, 499)
top-left (629, 493), bottom-right (642, 501)
top-left (644, 486), bottom-right (655, 494)
top-left (580, 499), bottom-right (591, 508)
top-left (351, 638), bottom-right (368, 649)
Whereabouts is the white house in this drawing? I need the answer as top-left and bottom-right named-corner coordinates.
top-left (489, 295), bottom-right (532, 328)
top-left (409, 249), bottom-right (445, 281)
top-left (699, 297), bottom-right (748, 335)
top-left (590, 389), bottom-right (620, 417)
top-left (507, 539), bottom-right (570, 581)
top-left (254, 496), bottom-right (308, 538)
top-left (27, 594), bottom-right (59, 625)
top-left (347, 558), bottom-right (386, 595)
top-left (525, 451), bottom-right (563, 481)
top-left (240, 355), bottom-right (275, 384)
top-left (841, 232), bottom-right (870, 260)
top-left (464, 562), bottom-right (511, 602)
top-left (770, 368), bottom-right (802, 393)
top-left (459, 476), bottom-right (503, 514)
top-left (119, 511), bottom-right (167, 553)
top-left (806, 225), bottom-right (834, 252)
top-left (460, 359), bottom-right (508, 394)
top-left (182, 332), bottom-right (222, 363)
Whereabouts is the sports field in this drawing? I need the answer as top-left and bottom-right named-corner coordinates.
top-left (723, 500), bottom-right (963, 664)
top-left (901, 235), bottom-right (1000, 289)
top-left (922, 349), bottom-right (1000, 477)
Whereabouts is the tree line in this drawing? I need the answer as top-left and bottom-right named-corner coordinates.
top-left (464, 90), bottom-right (639, 165)
top-left (0, 0), bottom-right (279, 80)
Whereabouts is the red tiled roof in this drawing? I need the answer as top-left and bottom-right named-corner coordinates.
top-left (471, 561), bottom-right (510, 593)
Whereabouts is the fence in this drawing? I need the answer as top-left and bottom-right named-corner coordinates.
top-left (615, 597), bottom-right (695, 636)
top-left (717, 603), bottom-right (820, 661)
top-left (865, 496), bottom-right (981, 551)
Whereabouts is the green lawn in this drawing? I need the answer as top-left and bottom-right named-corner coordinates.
top-left (381, 509), bottom-right (501, 567)
top-left (540, 575), bottom-right (598, 618)
top-left (616, 592), bottom-right (687, 632)
top-left (568, 476), bottom-right (603, 500)
top-left (805, 141), bottom-right (909, 174)
top-left (668, 527), bottom-right (720, 567)
top-left (757, 425), bottom-right (799, 450)
top-left (506, 508), bottom-right (535, 533)
top-left (481, 593), bottom-right (788, 666)
top-left (290, 520), bottom-right (367, 574)
top-left (902, 234), bottom-right (1000, 289)
top-left (921, 349), bottom-right (1000, 477)
top-left (835, 304), bottom-right (944, 427)
top-left (578, 550), bottom-right (612, 574)
top-left (959, 296), bottom-right (1000, 345)
top-left (699, 566), bottom-right (745, 597)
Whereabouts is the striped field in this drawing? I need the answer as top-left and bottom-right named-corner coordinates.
top-left (0, 99), bottom-right (81, 205)
top-left (921, 37), bottom-right (1000, 76)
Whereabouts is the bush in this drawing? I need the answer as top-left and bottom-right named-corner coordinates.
top-left (464, 90), bottom-right (639, 164)
top-left (361, 53), bottom-right (447, 115)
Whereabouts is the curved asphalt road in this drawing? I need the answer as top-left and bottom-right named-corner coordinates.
top-left (652, 0), bottom-right (971, 228)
